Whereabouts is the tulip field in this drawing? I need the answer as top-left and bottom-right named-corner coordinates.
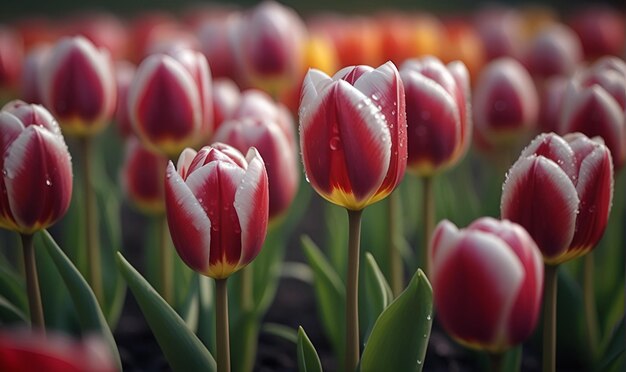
top-left (1, 1), bottom-right (626, 371)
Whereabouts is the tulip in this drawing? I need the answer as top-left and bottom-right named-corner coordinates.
top-left (212, 78), bottom-right (241, 131)
top-left (524, 24), bottom-right (583, 80)
top-left (165, 143), bottom-right (268, 372)
top-left (473, 7), bottom-right (525, 61)
top-left (40, 36), bottom-right (116, 137)
top-left (121, 137), bottom-right (167, 215)
top-left (299, 61), bottom-right (406, 370)
top-left (501, 132), bottom-right (613, 372)
top-left (0, 100), bottom-right (73, 331)
top-left (128, 48), bottom-right (213, 158)
top-left (0, 330), bottom-right (116, 372)
top-left (568, 6), bottom-right (625, 59)
top-left (20, 44), bottom-right (50, 104)
top-left (473, 57), bottom-right (538, 154)
top-left (233, 1), bottom-right (306, 96)
top-left (64, 12), bottom-right (129, 61)
top-left (197, 14), bottom-right (240, 80)
top-left (0, 26), bottom-right (23, 98)
top-left (114, 60), bottom-right (136, 139)
top-left (537, 76), bottom-right (568, 133)
top-left (440, 20), bottom-right (485, 80)
top-left (430, 218), bottom-right (543, 354)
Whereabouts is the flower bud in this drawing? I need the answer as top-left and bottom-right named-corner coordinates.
top-left (299, 61), bottom-right (406, 210)
top-left (430, 218), bottom-right (543, 353)
top-left (165, 143), bottom-right (269, 279)
top-left (568, 6), bottom-right (625, 59)
top-left (524, 24), bottom-right (583, 80)
top-left (212, 78), bottom-right (241, 131)
top-left (121, 137), bottom-right (167, 214)
top-left (114, 60), bottom-right (136, 139)
top-left (0, 26), bottom-right (23, 97)
top-left (40, 36), bottom-right (116, 137)
top-left (0, 100), bottom-right (73, 234)
top-left (501, 132), bottom-right (613, 264)
top-left (20, 44), bottom-right (49, 104)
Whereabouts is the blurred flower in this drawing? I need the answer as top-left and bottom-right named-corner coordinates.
top-left (474, 7), bottom-right (525, 61)
top-left (473, 57), bottom-right (538, 149)
top-left (400, 57), bottom-right (471, 176)
top-left (559, 59), bottom-right (626, 169)
top-left (524, 24), bottom-right (582, 80)
top-left (299, 61), bottom-right (407, 210)
top-left (0, 330), bottom-right (116, 372)
top-left (212, 78), bottom-right (241, 132)
top-left (63, 12), bottom-right (129, 61)
top-left (165, 143), bottom-right (269, 279)
top-left (232, 90), bottom-right (295, 147)
top-left (0, 100), bottom-right (72, 234)
top-left (0, 26), bottom-right (24, 96)
top-left (568, 6), bottom-right (625, 59)
top-left (40, 36), bottom-right (116, 137)
top-left (233, 1), bottom-right (306, 96)
top-left (121, 137), bottom-right (167, 215)
top-left (127, 12), bottom-right (179, 63)
top-left (430, 217), bottom-right (543, 353)
top-left (13, 17), bottom-right (60, 51)
top-left (214, 115), bottom-right (298, 222)
top-left (501, 132), bottom-right (613, 264)
top-left (196, 14), bottom-right (240, 81)
top-left (440, 19), bottom-right (485, 80)
top-left (128, 48), bottom-right (213, 158)
top-left (113, 60), bottom-right (136, 138)
top-left (20, 44), bottom-right (50, 104)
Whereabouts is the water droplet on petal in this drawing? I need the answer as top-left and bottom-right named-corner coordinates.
top-left (330, 136), bottom-right (342, 150)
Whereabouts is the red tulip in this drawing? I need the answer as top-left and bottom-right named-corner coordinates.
top-left (113, 60), bottom-right (136, 139)
top-left (473, 7), bottom-right (525, 61)
top-left (0, 100), bottom-right (73, 234)
top-left (20, 44), bottom-right (50, 104)
top-left (473, 57), bottom-right (538, 148)
top-left (233, 1), bottom-right (306, 95)
top-left (501, 132), bottom-right (613, 264)
top-left (0, 26), bottom-right (23, 95)
top-left (128, 48), bottom-right (213, 157)
top-left (299, 61), bottom-right (406, 210)
top-left (212, 78), bottom-right (241, 132)
top-left (63, 12), bottom-right (129, 61)
top-left (214, 116), bottom-right (298, 221)
top-left (165, 143), bottom-right (269, 278)
top-left (197, 14), bottom-right (240, 80)
top-left (568, 6), bottom-right (625, 59)
top-left (524, 24), bottom-right (583, 80)
top-left (40, 36), bottom-right (116, 137)
top-left (430, 217), bottom-right (543, 353)
top-left (121, 137), bottom-right (167, 214)
top-left (0, 330), bottom-right (115, 372)
top-left (400, 57), bottom-right (471, 175)
top-left (537, 76), bottom-right (568, 133)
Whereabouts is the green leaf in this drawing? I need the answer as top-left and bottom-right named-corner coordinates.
top-left (297, 326), bottom-right (323, 372)
top-left (301, 235), bottom-right (346, 367)
top-left (363, 252), bottom-right (392, 340)
top-left (40, 230), bottom-right (121, 370)
top-left (598, 317), bottom-right (625, 372)
top-left (324, 204), bottom-right (348, 278)
top-left (0, 294), bottom-right (27, 324)
top-left (196, 275), bottom-right (216, 354)
top-left (361, 269), bottom-right (433, 372)
top-left (0, 263), bottom-right (27, 315)
top-left (262, 323), bottom-right (298, 344)
top-left (117, 252), bottom-right (216, 372)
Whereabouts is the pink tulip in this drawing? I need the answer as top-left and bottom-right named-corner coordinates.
top-left (501, 132), bottom-right (613, 264)
top-left (473, 57), bottom-right (538, 147)
top-left (121, 137), bottom-right (167, 214)
top-left (473, 7), bottom-right (525, 61)
top-left (537, 76), bottom-right (568, 133)
top-left (40, 36), bottom-right (116, 137)
top-left (165, 143), bottom-right (269, 278)
top-left (197, 14), bottom-right (240, 80)
top-left (63, 12), bottom-right (129, 61)
top-left (128, 48), bottom-right (213, 157)
top-left (400, 57), bottom-right (471, 175)
top-left (0, 26), bottom-right (23, 95)
top-left (299, 61), bottom-right (407, 210)
top-left (568, 6), bottom-right (625, 59)
top-left (20, 44), bottom-right (50, 104)
top-left (0, 100), bottom-right (73, 234)
top-left (430, 217), bottom-right (543, 353)
top-left (113, 60), bottom-right (136, 138)
top-left (0, 330), bottom-right (115, 372)
top-left (524, 24), bottom-right (583, 80)
top-left (211, 78), bottom-right (241, 132)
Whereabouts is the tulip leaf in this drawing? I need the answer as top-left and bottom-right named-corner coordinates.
top-left (363, 252), bottom-right (392, 341)
top-left (361, 269), bottom-right (433, 372)
top-left (40, 230), bottom-right (121, 370)
top-left (196, 274), bottom-right (216, 354)
top-left (324, 204), bottom-right (348, 277)
top-left (301, 235), bottom-right (346, 367)
top-left (231, 308), bottom-right (259, 372)
top-left (0, 294), bottom-right (28, 324)
top-left (597, 317), bottom-right (624, 372)
top-left (117, 252), bottom-right (216, 372)
top-left (0, 263), bottom-right (27, 315)
top-left (297, 326), bottom-right (323, 372)
top-left (262, 323), bottom-right (298, 344)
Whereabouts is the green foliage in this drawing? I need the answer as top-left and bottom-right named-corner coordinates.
top-left (297, 326), bottom-right (323, 372)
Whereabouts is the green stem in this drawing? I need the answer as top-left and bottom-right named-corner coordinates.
top-left (216, 278), bottom-right (231, 372)
top-left (543, 264), bottom-right (559, 372)
top-left (21, 233), bottom-right (45, 332)
top-left (240, 265), bottom-right (253, 312)
top-left (388, 191), bottom-right (404, 297)
top-left (489, 352), bottom-right (503, 372)
top-left (422, 176), bottom-right (435, 275)
top-left (158, 214), bottom-right (173, 304)
top-left (80, 137), bottom-right (103, 304)
top-left (583, 253), bottom-right (599, 359)
top-left (346, 209), bottom-right (363, 372)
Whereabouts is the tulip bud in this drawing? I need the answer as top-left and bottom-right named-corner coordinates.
top-left (212, 78), bottom-right (241, 131)
top-left (128, 48), bottom-right (213, 158)
top-left (114, 60), bottom-right (136, 139)
top-left (430, 218), bottom-right (543, 353)
top-left (473, 58), bottom-right (538, 149)
top-left (214, 116), bottom-right (298, 221)
top-left (568, 6), bottom-right (625, 59)
top-left (40, 36), bottom-right (116, 137)
top-left (0, 100), bottom-right (73, 234)
top-left (121, 137), bottom-right (167, 214)
top-left (0, 330), bottom-right (115, 372)
top-left (299, 61), bottom-right (407, 210)
top-left (165, 143), bottom-right (269, 279)
top-left (524, 24), bottom-right (583, 80)
top-left (400, 57), bottom-right (471, 176)
top-left (537, 76), bottom-right (568, 133)
top-left (501, 132), bottom-right (613, 264)
top-left (0, 26), bottom-right (24, 97)
top-left (474, 7), bottom-right (525, 61)
top-left (197, 14), bottom-right (240, 80)
top-left (64, 12), bottom-right (129, 61)
top-left (20, 44), bottom-right (50, 104)
top-left (233, 1), bottom-right (306, 95)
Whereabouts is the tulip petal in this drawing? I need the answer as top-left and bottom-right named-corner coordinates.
top-left (176, 148), bottom-right (198, 180)
top-left (4, 126), bottom-right (72, 232)
top-left (300, 69), bottom-right (332, 115)
top-left (520, 133), bottom-right (576, 180)
top-left (501, 156), bottom-right (579, 260)
top-left (235, 148), bottom-right (269, 266)
top-left (165, 161), bottom-right (212, 273)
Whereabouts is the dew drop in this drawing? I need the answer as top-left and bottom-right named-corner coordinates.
top-left (372, 92), bottom-right (380, 101)
top-left (45, 179), bottom-right (51, 186)
top-left (329, 136), bottom-right (342, 150)
top-left (426, 314), bottom-right (432, 321)
top-left (305, 175), bottom-right (310, 183)
top-left (166, 173), bottom-right (172, 179)
top-left (417, 360), bottom-right (422, 365)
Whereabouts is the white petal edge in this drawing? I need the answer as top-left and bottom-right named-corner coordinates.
top-left (353, 61), bottom-right (400, 102)
top-left (300, 68), bottom-right (333, 117)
